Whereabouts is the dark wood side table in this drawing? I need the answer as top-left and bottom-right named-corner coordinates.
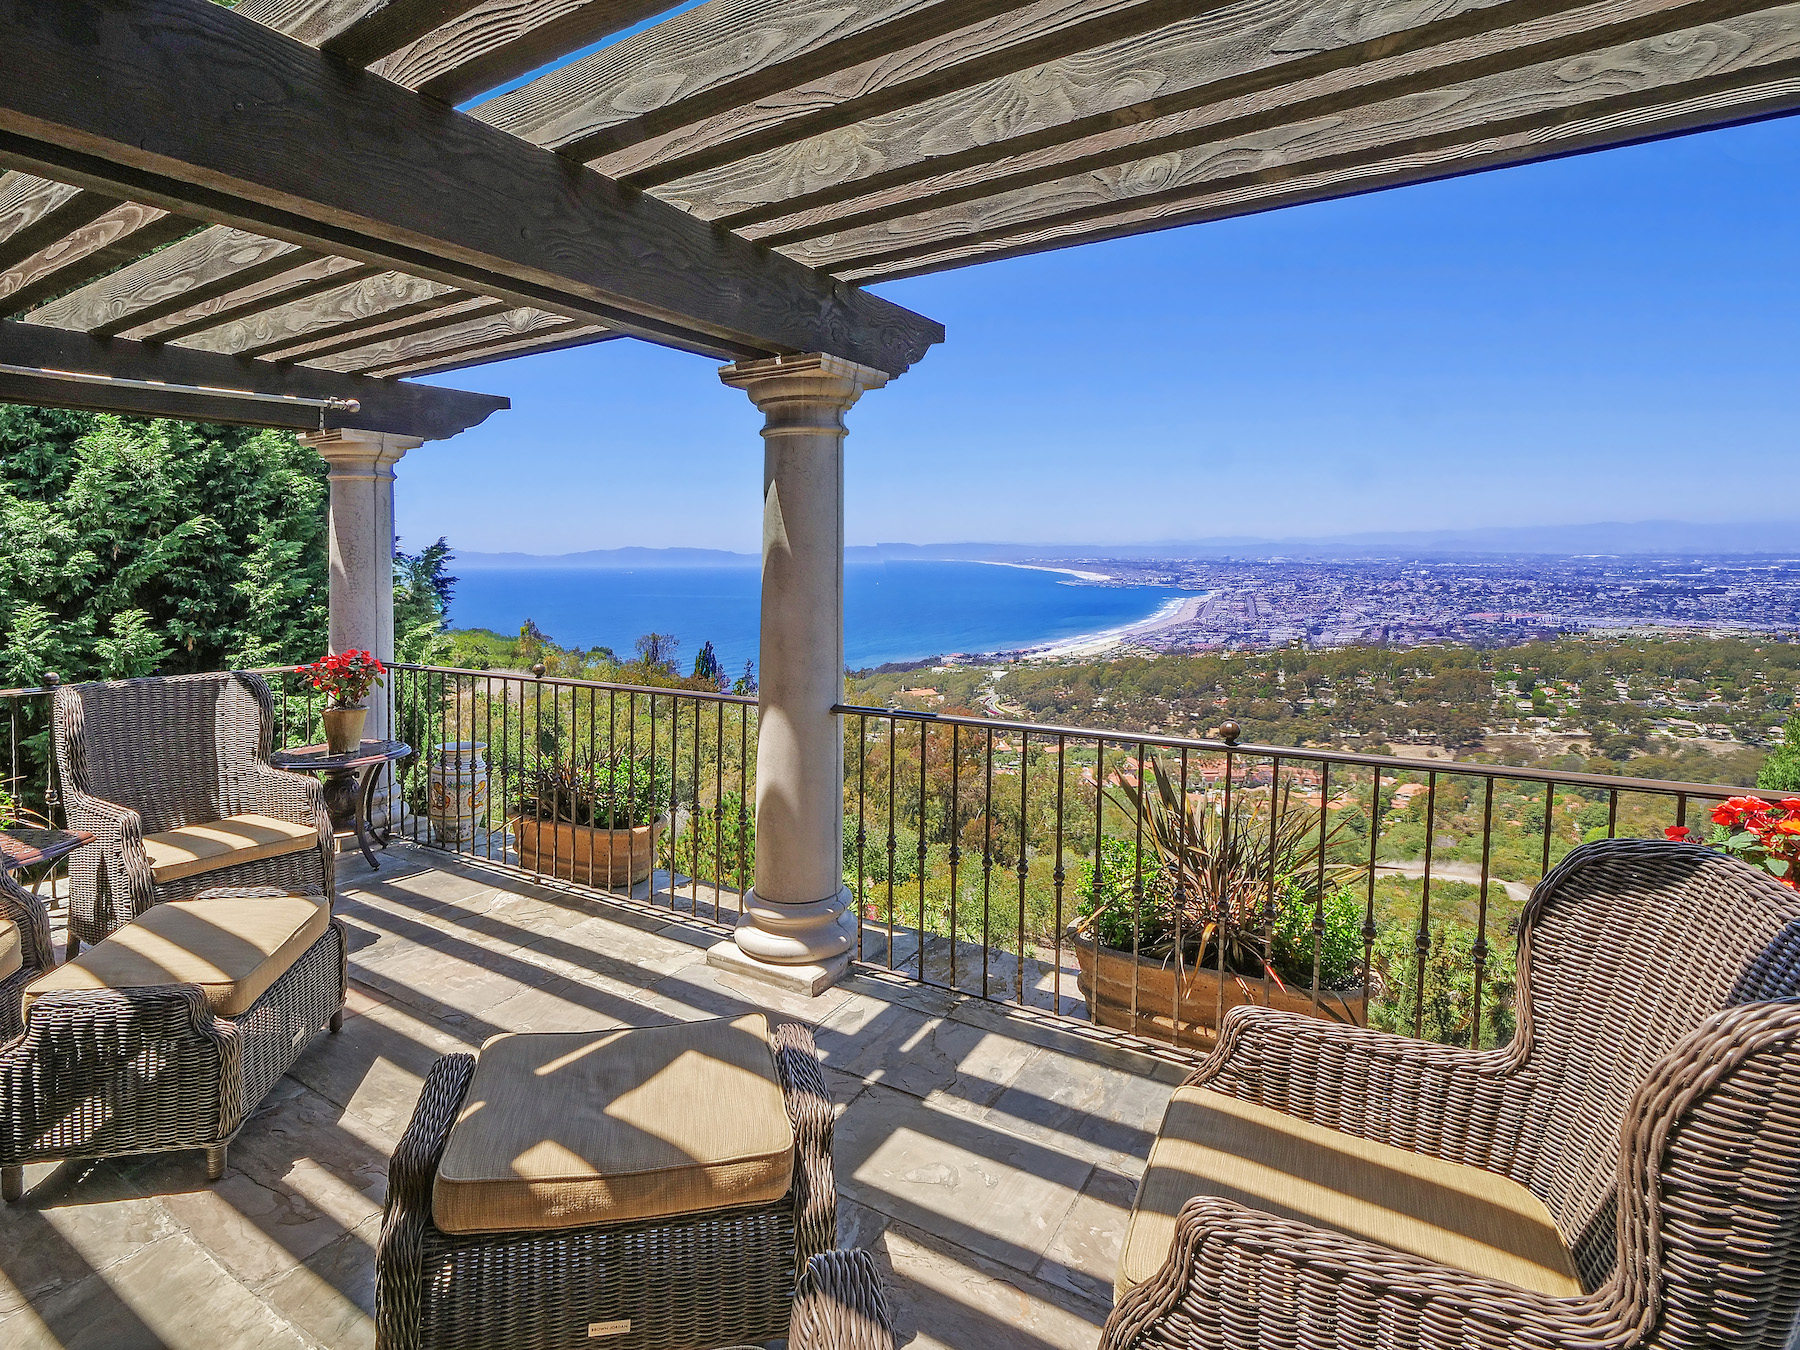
top-left (0, 827), bottom-right (94, 883)
top-left (270, 740), bottom-right (411, 870)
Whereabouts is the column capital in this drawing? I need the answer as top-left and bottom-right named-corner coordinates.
top-left (302, 427), bottom-right (422, 476)
top-left (720, 353), bottom-right (888, 435)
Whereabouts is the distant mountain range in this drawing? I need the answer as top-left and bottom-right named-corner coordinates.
top-left (457, 520), bottom-right (1800, 569)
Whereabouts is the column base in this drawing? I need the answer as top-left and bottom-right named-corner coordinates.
top-left (706, 940), bottom-right (848, 997)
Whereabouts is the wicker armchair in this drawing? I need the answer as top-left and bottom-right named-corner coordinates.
top-left (1104, 837), bottom-right (1800, 1350)
top-left (54, 671), bottom-right (333, 953)
top-left (377, 1021), bottom-right (851, 1350)
top-left (0, 868), bottom-right (55, 1040)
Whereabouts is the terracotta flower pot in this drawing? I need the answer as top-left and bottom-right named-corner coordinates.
top-left (321, 706), bottom-right (367, 756)
top-left (512, 815), bottom-right (667, 889)
top-left (1071, 933), bottom-right (1365, 1048)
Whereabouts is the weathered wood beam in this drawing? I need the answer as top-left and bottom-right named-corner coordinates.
top-left (235, 0), bottom-right (494, 67)
top-left (0, 205), bottom-right (197, 318)
top-left (804, 9), bottom-right (1800, 280)
top-left (589, 0), bottom-right (1225, 190)
top-left (173, 270), bottom-right (461, 356)
top-left (748, 0), bottom-right (1767, 248)
top-left (271, 294), bottom-right (511, 362)
top-left (23, 227), bottom-right (323, 337)
top-left (0, 0), bottom-right (942, 375)
top-left (0, 179), bottom-right (120, 271)
top-left (133, 259), bottom-right (378, 343)
top-left (375, 0), bottom-right (681, 105)
top-left (0, 318), bottom-right (508, 438)
top-left (325, 306), bottom-right (597, 373)
top-left (362, 320), bottom-right (616, 378)
top-left (306, 303), bottom-right (579, 371)
top-left (651, 0), bottom-right (1613, 229)
top-left (476, 0), bottom-right (1037, 161)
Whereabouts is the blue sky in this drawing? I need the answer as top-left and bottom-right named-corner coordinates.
top-left (402, 115), bottom-right (1800, 557)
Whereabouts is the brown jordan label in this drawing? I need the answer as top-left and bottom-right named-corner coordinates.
top-left (588, 1322), bottom-right (631, 1338)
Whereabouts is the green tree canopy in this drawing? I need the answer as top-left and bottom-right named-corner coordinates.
top-left (0, 406), bottom-right (329, 685)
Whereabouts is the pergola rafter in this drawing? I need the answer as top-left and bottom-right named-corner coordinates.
top-left (0, 0), bottom-right (1789, 416)
top-left (0, 318), bottom-right (506, 438)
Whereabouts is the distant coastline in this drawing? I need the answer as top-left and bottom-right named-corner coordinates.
top-left (979, 560), bottom-right (1114, 584)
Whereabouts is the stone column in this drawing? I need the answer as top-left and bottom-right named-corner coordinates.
top-left (711, 354), bottom-right (888, 995)
top-left (303, 430), bottom-right (419, 823)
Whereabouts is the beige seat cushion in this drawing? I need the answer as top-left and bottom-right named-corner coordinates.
top-left (433, 1014), bottom-right (796, 1235)
top-left (25, 891), bottom-right (329, 1019)
top-left (0, 919), bottom-right (19, 980)
top-left (1119, 1087), bottom-right (1582, 1301)
top-left (142, 813), bottom-right (317, 884)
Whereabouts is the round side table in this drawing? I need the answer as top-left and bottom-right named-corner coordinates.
top-left (271, 739), bottom-right (411, 869)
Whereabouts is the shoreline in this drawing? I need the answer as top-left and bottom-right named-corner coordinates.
top-left (1003, 592), bottom-right (1209, 661)
top-left (977, 560), bottom-right (1114, 583)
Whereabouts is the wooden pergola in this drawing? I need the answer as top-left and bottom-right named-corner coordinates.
top-left (2, 0), bottom-right (1793, 984)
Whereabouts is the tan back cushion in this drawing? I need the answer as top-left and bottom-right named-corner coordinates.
top-left (1119, 1087), bottom-right (1583, 1301)
top-left (25, 891), bottom-right (329, 1019)
top-left (433, 1014), bottom-right (796, 1235)
top-left (142, 814), bottom-right (317, 884)
top-left (0, 919), bottom-right (19, 981)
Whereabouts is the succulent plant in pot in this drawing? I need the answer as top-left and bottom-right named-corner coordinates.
top-left (507, 753), bottom-right (674, 889)
top-left (1072, 757), bottom-right (1369, 1043)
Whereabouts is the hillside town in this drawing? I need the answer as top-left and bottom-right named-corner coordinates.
top-left (1027, 554), bottom-right (1800, 650)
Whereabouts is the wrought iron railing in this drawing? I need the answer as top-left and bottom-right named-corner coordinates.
top-left (832, 703), bottom-right (1760, 1057)
top-left (384, 663), bottom-right (757, 922)
top-left (13, 664), bottom-right (1772, 1058)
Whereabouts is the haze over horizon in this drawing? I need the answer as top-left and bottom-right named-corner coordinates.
top-left (405, 116), bottom-right (1800, 557)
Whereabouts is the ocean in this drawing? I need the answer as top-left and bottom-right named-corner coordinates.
top-left (448, 561), bottom-right (1186, 673)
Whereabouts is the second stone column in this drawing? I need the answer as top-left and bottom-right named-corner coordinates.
top-left (711, 354), bottom-right (888, 993)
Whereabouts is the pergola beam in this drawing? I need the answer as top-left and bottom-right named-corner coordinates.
top-left (235, 0), bottom-right (497, 68)
top-left (0, 318), bottom-right (507, 439)
top-left (375, 0), bottom-right (683, 106)
top-left (0, 0), bottom-right (942, 376)
top-left (827, 43), bottom-right (1800, 279)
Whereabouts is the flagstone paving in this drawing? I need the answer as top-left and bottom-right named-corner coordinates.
top-left (0, 845), bottom-right (1189, 1350)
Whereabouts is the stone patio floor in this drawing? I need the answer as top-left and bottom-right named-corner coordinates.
top-left (0, 844), bottom-right (1192, 1350)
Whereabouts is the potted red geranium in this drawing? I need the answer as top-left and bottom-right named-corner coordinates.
top-left (299, 650), bottom-right (386, 755)
top-left (1667, 795), bottom-right (1800, 889)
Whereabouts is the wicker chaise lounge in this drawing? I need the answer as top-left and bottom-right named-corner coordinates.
top-left (1104, 837), bottom-right (1800, 1350)
top-left (54, 671), bottom-right (334, 954)
top-left (0, 883), bottom-right (347, 1199)
top-left (377, 1015), bottom-right (875, 1350)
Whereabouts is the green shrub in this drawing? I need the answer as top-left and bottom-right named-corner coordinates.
top-left (844, 821), bottom-right (923, 887)
top-left (1369, 919), bottom-right (1518, 1047)
top-left (506, 753), bottom-right (672, 829)
top-left (662, 791), bottom-right (754, 891)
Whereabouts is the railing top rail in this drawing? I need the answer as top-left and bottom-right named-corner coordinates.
top-left (395, 662), bottom-right (757, 706)
top-left (3, 664), bottom-right (304, 701)
top-left (833, 702), bottom-right (1761, 801)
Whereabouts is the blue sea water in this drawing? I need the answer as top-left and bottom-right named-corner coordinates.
top-left (448, 561), bottom-right (1186, 673)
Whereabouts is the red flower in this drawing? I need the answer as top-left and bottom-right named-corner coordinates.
top-left (1665, 825), bottom-right (1691, 841)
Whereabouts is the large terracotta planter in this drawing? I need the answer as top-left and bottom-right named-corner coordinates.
top-left (1072, 935), bottom-right (1365, 1047)
top-left (512, 815), bottom-right (667, 888)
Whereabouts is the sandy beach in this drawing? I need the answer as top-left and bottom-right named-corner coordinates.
top-left (979, 560), bottom-right (1114, 583)
top-left (1019, 592), bottom-right (1209, 660)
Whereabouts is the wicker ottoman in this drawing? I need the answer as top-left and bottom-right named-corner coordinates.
top-left (0, 885), bottom-right (346, 1201)
top-left (377, 1014), bottom-right (838, 1350)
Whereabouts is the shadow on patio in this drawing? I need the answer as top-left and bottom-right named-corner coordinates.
top-left (0, 842), bottom-right (1187, 1350)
